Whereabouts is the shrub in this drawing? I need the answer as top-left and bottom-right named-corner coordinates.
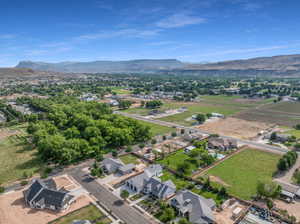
top-left (125, 146), bottom-right (132, 152)
top-left (20, 180), bottom-right (28, 186)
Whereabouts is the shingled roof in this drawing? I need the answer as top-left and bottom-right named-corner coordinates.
top-left (24, 179), bottom-right (74, 211)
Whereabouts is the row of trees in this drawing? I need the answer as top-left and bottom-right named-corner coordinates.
top-left (277, 151), bottom-right (298, 172)
top-left (27, 97), bottom-right (151, 165)
top-left (145, 100), bottom-right (163, 109)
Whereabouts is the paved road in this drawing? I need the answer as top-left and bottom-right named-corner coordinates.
top-left (68, 168), bottom-right (156, 224)
top-left (115, 111), bottom-right (290, 155)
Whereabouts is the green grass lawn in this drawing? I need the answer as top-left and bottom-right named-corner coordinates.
top-left (137, 120), bottom-right (175, 136)
top-left (50, 204), bottom-right (111, 224)
top-left (204, 148), bottom-right (280, 200)
top-left (158, 149), bottom-right (199, 176)
top-left (160, 170), bottom-right (189, 190)
top-left (0, 126), bottom-right (44, 185)
top-left (119, 154), bottom-right (139, 164)
top-left (160, 171), bottom-right (225, 205)
top-left (285, 129), bottom-right (300, 138)
top-left (159, 103), bottom-right (240, 126)
top-left (110, 86), bottom-right (131, 95)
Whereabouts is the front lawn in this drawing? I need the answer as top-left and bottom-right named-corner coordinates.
top-left (50, 204), bottom-right (111, 224)
top-left (204, 148), bottom-right (280, 200)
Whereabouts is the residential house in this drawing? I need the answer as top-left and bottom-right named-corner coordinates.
top-left (170, 190), bottom-right (216, 224)
top-left (144, 176), bottom-right (176, 199)
top-left (276, 181), bottom-right (300, 202)
top-left (125, 164), bottom-right (175, 199)
top-left (101, 158), bottom-right (135, 175)
top-left (208, 137), bottom-right (237, 151)
top-left (23, 179), bottom-right (75, 212)
top-left (184, 146), bottom-right (196, 154)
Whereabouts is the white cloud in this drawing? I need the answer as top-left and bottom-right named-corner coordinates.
top-left (156, 13), bottom-right (206, 28)
top-left (77, 29), bottom-right (161, 40)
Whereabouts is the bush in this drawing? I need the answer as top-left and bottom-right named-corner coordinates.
top-left (112, 149), bottom-right (118, 157)
top-left (171, 132), bottom-right (177, 137)
top-left (120, 190), bottom-right (130, 199)
top-left (20, 180), bottom-right (28, 186)
top-left (0, 186), bottom-right (4, 194)
top-left (125, 146), bottom-right (132, 152)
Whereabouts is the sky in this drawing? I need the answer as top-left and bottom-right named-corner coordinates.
top-left (1, 0), bottom-right (300, 66)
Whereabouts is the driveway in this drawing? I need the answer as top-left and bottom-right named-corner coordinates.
top-left (68, 168), bottom-right (157, 224)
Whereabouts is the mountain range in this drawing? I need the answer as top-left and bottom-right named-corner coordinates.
top-left (14, 54), bottom-right (300, 77)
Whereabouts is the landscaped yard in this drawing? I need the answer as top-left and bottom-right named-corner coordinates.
top-left (0, 126), bottom-right (44, 185)
top-left (160, 171), bottom-right (226, 206)
top-left (119, 154), bottom-right (140, 164)
top-left (158, 149), bottom-right (199, 176)
top-left (137, 120), bottom-right (175, 136)
top-left (50, 204), bottom-right (111, 224)
top-left (203, 148), bottom-right (281, 200)
top-left (285, 129), bottom-right (300, 138)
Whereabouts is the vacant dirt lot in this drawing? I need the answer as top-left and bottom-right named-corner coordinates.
top-left (0, 191), bottom-right (92, 224)
top-left (0, 128), bottom-right (21, 140)
top-left (275, 200), bottom-right (300, 221)
top-left (197, 117), bottom-right (273, 139)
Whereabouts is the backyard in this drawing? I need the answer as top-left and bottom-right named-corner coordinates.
top-left (50, 204), bottom-right (111, 224)
top-left (119, 154), bottom-right (140, 164)
top-left (203, 148), bottom-right (281, 200)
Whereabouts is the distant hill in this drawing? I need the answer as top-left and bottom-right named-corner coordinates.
top-left (14, 54), bottom-right (300, 76)
top-left (0, 68), bottom-right (63, 78)
top-left (16, 59), bottom-right (185, 73)
top-left (187, 54), bottom-right (300, 71)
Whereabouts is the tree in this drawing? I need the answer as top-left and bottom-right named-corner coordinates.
top-left (145, 100), bottom-right (163, 109)
top-left (270, 132), bottom-right (277, 141)
top-left (151, 139), bottom-right (157, 145)
top-left (177, 161), bottom-right (190, 174)
top-left (171, 132), bottom-right (177, 137)
top-left (0, 186), bottom-right (4, 194)
top-left (120, 190), bottom-right (130, 200)
top-left (257, 181), bottom-right (281, 199)
top-left (118, 100), bottom-right (132, 110)
top-left (159, 207), bottom-right (175, 223)
top-left (195, 114), bottom-right (206, 124)
top-left (178, 218), bottom-right (191, 224)
top-left (180, 129), bottom-right (185, 135)
top-left (295, 124), bottom-right (300, 130)
top-left (218, 186), bottom-right (228, 197)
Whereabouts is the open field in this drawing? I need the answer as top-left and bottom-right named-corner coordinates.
top-left (0, 191), bottom-right (93, 224)
top-left (0, 127), bottom-right (43, 185)
top-left (110, 86), bottom-right (131, 95)
top-left (137, 120), bottom-right (175, 136)
top-left (197, 117), bottom-right (273, 140)
top-left (119, 154), bottom-right (140, 164)
top-left (203, 148), bottom-right (281, 200)
top-left (51, 204), bottom-right (112, 224)
top-left (200, 95), bottom-right (274, 108)
top-left (234, 101), bottom-right (300, 127)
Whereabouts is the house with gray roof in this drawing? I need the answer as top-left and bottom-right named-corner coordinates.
top-left (125, 164), bottom-right (174, 199)
top-left (170, 190), bottom-right (216, 224)
top-left (208, 137), bottom-right (237, 151)
top-left (144, 176), bottom-right (176, 199)
top-left (101, 158), bottom-right (135, 175)
top-left (23, 179), bottom-right (75, 212)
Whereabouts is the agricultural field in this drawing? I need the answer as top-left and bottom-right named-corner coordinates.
top-left (137, 120), bottom-right (175, 136)
top-left (234, 101), bottom-right (300, 127)
top-left (0, 125), bottom-right (43, 185)
top-left (110, 86), bottom-right (131, 95)
top-left (203, 148), bottom-right (280, 200)
top-left (50, 204), bottom-right (112, 224)
top-left (126, 95), bottom-right (275, 126)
